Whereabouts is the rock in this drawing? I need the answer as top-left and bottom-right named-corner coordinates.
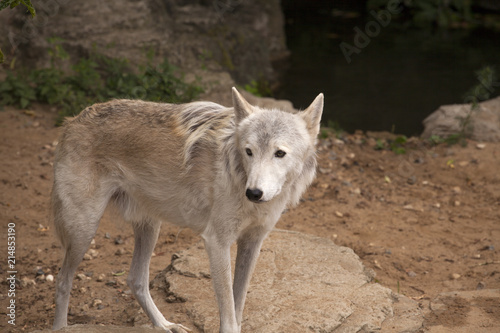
top-left (46, 274), bottom-right (54, 282)
top-left (151, 230), bottom-right (423, 332)
top-left (422, 96), bottom-right (500, 142)
top-left (476, 143), bottom-right (486, 149)
top-left (0, 0), bottom-right (288, 87)
top-left (425, 289), bottom-right (500, 332)
top-left (31, 325), bottom-right (166, 332)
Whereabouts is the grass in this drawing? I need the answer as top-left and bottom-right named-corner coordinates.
top-left (0, 41), bottom-right (203, 124)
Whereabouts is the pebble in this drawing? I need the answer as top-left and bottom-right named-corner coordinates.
top-left (46, 274), bottom-right (54, 282)
top-left (114, 236), bottom-right (124, 245)
top-left (88, 249), bottom-right (99, 258)
top-left (476, 282), bottom-right (486, 290)
top-left (115, 248), bottom-right (126, 256)
top-left (476, 143), bottom-right (486, 150)
top-left (20, 277), bottom-right (36, 287)
top-left (318, 167), bottom-right (332, 174)
top-left (92, 299), bottom-right (103, 307)
top-left (454, 201), bottom-right (461, 207)
top-left (97, 274), bottom-right (106, 282)
top-left (407, 271), bottom-right (417, 278)
top-left (450, 273), bottom-right (461, 280)
top-left (407, 176), bottom-right (417, 185)
top-left (104, 232), bottom-right (111, 239)
top-left (335, 211), bottom-right (343, 218)
top-left (452, 186), bottom-right (461, 194)
top-left (76, 273), bottom-right (88, 281)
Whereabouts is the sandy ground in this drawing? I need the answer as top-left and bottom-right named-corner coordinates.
top-left (0, 104), bottom-right (499, 332)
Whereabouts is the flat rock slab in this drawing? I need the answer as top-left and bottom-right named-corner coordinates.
top-left (425, 289), bottom-right (500, 333)
top-left (153, 229), bottom-right (423, 332)
top-left (32, 324), bottom-right (164, 333)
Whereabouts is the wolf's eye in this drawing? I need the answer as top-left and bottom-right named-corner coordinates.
top-left (275, 150), bottom-right (286, 158)
top-left (245, 148), bottom-right (253, 156)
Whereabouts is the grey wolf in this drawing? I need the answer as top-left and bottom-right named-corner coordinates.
top-left (51, 88), bottom-right (323, 332)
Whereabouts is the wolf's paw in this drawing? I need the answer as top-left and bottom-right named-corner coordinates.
top-left (162, 323), bottom-right (191, 333)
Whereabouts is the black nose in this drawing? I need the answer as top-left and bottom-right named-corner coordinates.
top-left (246, 188), bottom-right (263, 202)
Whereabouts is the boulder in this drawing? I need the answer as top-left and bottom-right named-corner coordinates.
top-left (421, 97), bottom-right (500, 142)
top-left (0, 0), bottom-right (288, 85)
top-left (151, 229), bottom-right (424, 333)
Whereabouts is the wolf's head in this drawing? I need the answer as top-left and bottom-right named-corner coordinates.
top-left (232, 87), bottom-right (324, 204)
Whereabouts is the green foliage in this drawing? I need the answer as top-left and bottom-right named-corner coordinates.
top-left (0, 0), bottom-right (35, 16)
top-left (428, 134), bottom-right (444, 146)
top-left (374, 138), bottom-right (386, 150)
top-left (374, 135), bottom-right (407, 154)
top-left (0, 42), bottom-right (203, 124)
top-left (390, 135), bottom-right (407, 154)
top-left (243, 79), bottom-right (272, 97)
top-left (0, 71), bottom-right (36, 108)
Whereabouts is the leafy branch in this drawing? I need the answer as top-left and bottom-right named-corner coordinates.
top-left (0, 0), bottom-right (36, 63)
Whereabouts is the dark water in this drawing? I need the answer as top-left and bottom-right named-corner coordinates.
top-left (277, 10), bottom-right (500, 136)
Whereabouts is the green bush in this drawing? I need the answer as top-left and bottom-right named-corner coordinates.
top-left (0, 43), bottom-right (203, 124)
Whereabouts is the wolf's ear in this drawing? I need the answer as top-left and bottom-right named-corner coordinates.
top-left (232, 87), bottom-right (255, 124)
top-left (300, 93), bottom-right (324, 137)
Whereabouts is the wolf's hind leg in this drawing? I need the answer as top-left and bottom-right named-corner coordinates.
top-left (52, 190), bottom-right (108, 330)
top-left (127, 220), bottom-right (190, 333)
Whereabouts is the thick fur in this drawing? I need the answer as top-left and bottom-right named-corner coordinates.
top-left (51, 88), bottom-right (323, 333)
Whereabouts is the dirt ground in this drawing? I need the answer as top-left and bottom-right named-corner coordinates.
top-left (1, 104), bottom-right (499, 332)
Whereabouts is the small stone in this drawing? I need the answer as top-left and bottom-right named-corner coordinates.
top-left (88, 249), bottom-right (99, 258)
top-left (472, 254), bottom-right (481, 259)
top-left (407, 271), bottom-right (417, 278)
top-left (104, 232), bottom-right (111, 239)
top-left (79, 287), bottom-right (87, 293)
top-left (92, 299), bottom-right (103, 307)
top-left (335, 211), bottom-right (343, 218)
top-left (114, 236), bottom-right (123, 245)
top-left (115, 248), bottom-right (126, 256)
top-left (476, 143), bottom-right (486, 150)
top-left (347, 153), bottom-right (355, 159)
top-left (407, 176), bottom-right (417, 185)
top-left (46, 274), bottom-right (54, 282)
top-left (83, 253), bottom-right (92, 260)
top-left (476, 282), bottom-right (486, 290)
top-left (352, 188), bottom-right (361, 195)
top-left (454, 201), bottom-right (461, 207)
top-left (20, 277), bottom-right (36, 287)
top-left (452, 186), bottom-right (461, 194)
top-left (318, 168), bottom-right (332, 174)
top-left (450, 273), bottom-right (461, 280)
top-left (433, 203), bottom-right (441, 209)
top-left (97, 274), bottom-right (106, 282)
top-left (76, 273), bottom-right (88, 281)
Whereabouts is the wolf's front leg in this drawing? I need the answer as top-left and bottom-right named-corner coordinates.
top-left (232, 227), bottom-right (269, 330)
top-left (203, 236), bottom-right (239, 333)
